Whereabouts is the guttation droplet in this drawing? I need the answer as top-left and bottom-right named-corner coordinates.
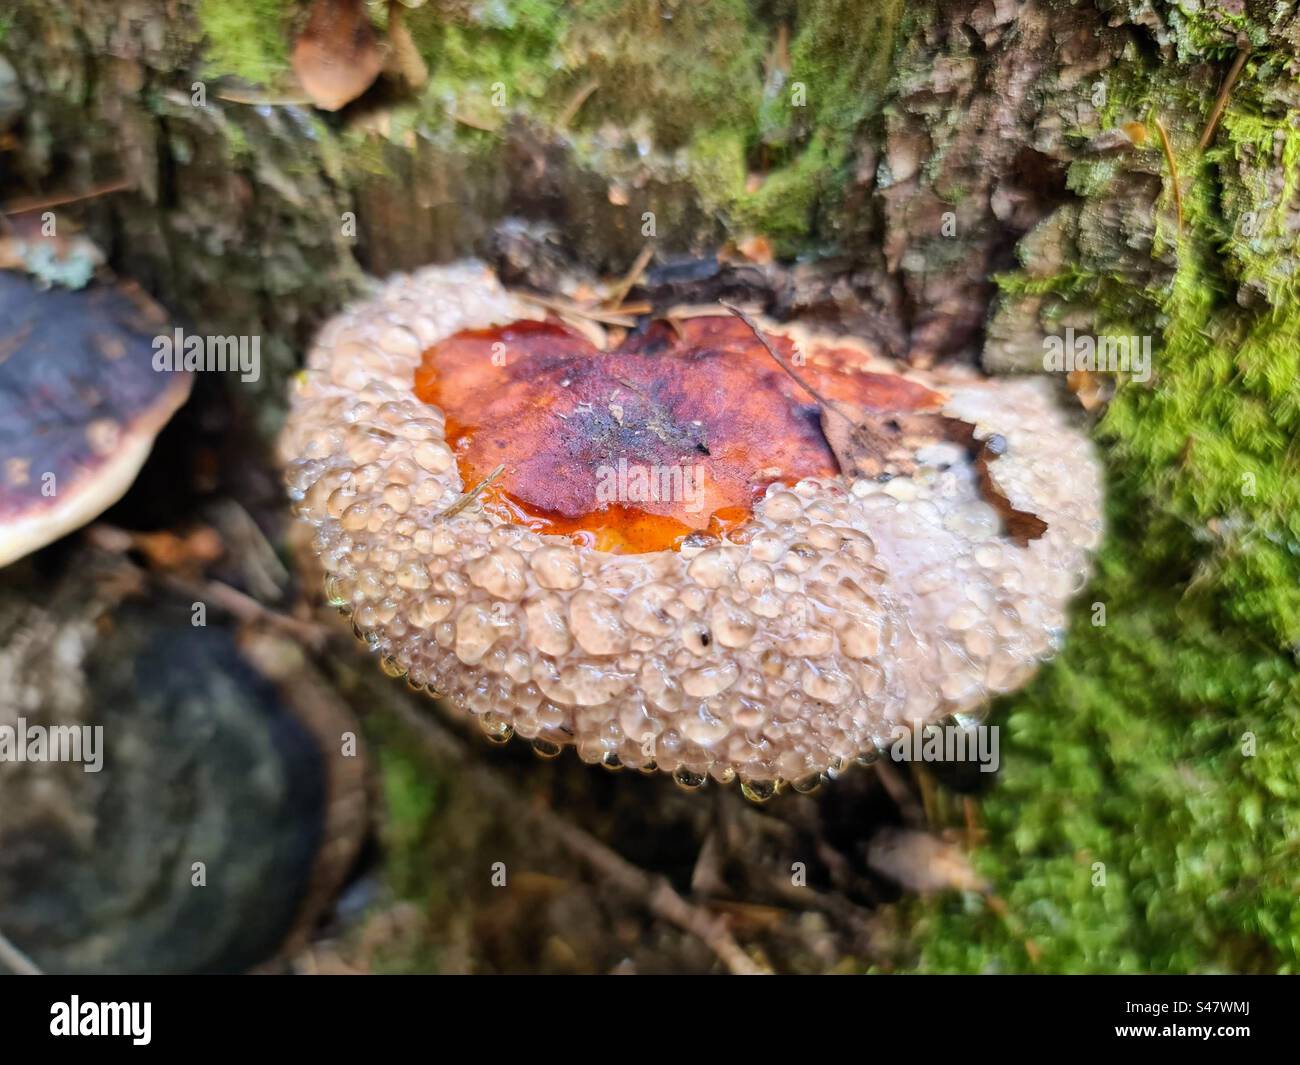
top-left (740, 778), bottom-right (780, 803)
top-left (672, 766), bottom-right (707, 790)
top-left (478, 713), bottom-right (514, 744)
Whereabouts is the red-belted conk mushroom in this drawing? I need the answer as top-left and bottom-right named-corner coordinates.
top-left (281, 262), bottom-right (1103, 795)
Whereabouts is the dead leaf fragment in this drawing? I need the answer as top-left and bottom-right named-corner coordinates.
top-left (1067, 368), bottom-right (1112, 413)
top-left (948, 421), bottom-right (1050, 545)
top-left (723, 302), bottom-right (1049, 545)
top-left (820, 407), bottom-right (945, 481)
top-left (823, 408), bottom-right (1049, 546)
top-left (719, 234), bottom-right (774, 266)
top-left (867, 828), bottom-right (987, 895)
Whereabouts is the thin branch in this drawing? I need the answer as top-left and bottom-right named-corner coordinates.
top-left (913, 762), bottom-right (940, 826)
top-left (1199, 47), bottom-right (1249, 151)
top-left (160, 573), bottom-right (332, 650)
top-left (873, 759), bottom-right (925, 827)
top-left (448, 108), bottom-right (499, 133)
top-left (517, 291), bottom-right (639, 327)
top-left (214, 90), bottom-right (314, 106)
top-left (0, 928), bottom-right (41, 975)
top-left (86, 525), bottom-right (331, 648)
top-left (604, 241), bottom-right (655, 309)
top-left (2, 178), bottom-right (133, 216)
top-left (721, 303), bottom-right (858, 430)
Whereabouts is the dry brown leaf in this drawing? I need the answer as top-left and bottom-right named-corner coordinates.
top-left (1067, 368), bottom-right (1112, 413)
top-left (867, 828), bottom-right (987, 895)
top-left (719, 234), bottom-right (774, 266)
top-left (724, 303), bottom-right (1049, 546)
top-left (946, 420), bottom-right (1050, 545)
top-left (820, 406), bottom-right (945, 481)
top-left (820, 407), bottom-right (1048, 546)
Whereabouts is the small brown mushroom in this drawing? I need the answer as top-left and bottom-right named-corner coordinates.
top-left (281, 263), bottom-right (1104, 793)
top-left (0, 273), bottom-right (192, 567)
top-left (291, 0), bottom-right (385, 112)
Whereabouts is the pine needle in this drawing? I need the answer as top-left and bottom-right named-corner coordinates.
top-left (1152, 115), bottom-right (1184, 235)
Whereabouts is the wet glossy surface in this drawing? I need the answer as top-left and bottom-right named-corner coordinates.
top-left (415, 316), bottom-right (943, 552)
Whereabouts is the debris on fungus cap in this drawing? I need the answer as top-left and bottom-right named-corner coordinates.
top-left (0, 273), bottom-right (192, 568)
top-left (281, 262), bottom-right (1104, 794)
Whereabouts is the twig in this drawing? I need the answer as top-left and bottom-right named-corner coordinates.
top-left (386, 0), bottom-right (429, 90)
top-left (160, 573), bottom-right (333, 649)
top-left (963, 796), bottom-right (984, 850)
top-left (722, 303), bottom-right (858, 429)
top-left (85, 523), bottom-right (333, 648)
top-left (1152, 115), bottom-right (1184, 235)
top-left (913, 763), bottom-right (940, 826)
top-left (517, 291), bottom-right (638, 327)
top-left (2, 178), bottom-right (133, 216)
top-left (557, 78), bottom-right (600, 130)
top-left (214, 90), bottom-right (314, 106)
top-left (1199, 47), bottom-right (1249, 151)
top-left (436, 463), bottom-right (505, 520)
top-left (0, 928), bottom-right (41, 975)
top-left (377, 689), bottom-right (765, 975)
top-left (604, 242), bottom-right (655, 309)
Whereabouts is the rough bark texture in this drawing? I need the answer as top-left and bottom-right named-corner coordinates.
top-left (1, 0), bottom-right (1298, 973)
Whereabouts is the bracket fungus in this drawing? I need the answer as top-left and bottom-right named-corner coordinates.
top-left (282, 262), bottom-right (1103, 794)
top-left (0, 273), bottom-right (192, 568)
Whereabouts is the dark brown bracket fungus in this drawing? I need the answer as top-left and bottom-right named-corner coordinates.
top-left (282, 263), bottom-right (1103, 794)
top-left (0, 273), bottom-right (192, 568)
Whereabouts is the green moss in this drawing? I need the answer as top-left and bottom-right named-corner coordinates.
top-left (687, 128), bottom-right (749, 214)
top-left (787, 0), bottom-right (901, 144)
top-left (407, 0), bottom-right (566, 116)
top-left (220, 120), bottom-right (253, 164)
top-left (678, 0), bottom-right (903, 248)
top-left (189, 0), bottom-right (902, 255)
top-left (911, 53), bottom-right (1300, 974)
top-left (739, 0), bottom-right (902, 247)
top-left (409, 0), bottom-right (901, 249)
top-left (369, 714), bottom-right (444, 904)
top-left (195, 0), bottom-right (292, 85)
top-left (1216, 105), bottom-right (1300, 307)
top-left (913, 492), bottom-right (1300, 972)
top-left (555, 0), bottom-right (765, 151)
top-left (731, 134), bottom-right (836, 250)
